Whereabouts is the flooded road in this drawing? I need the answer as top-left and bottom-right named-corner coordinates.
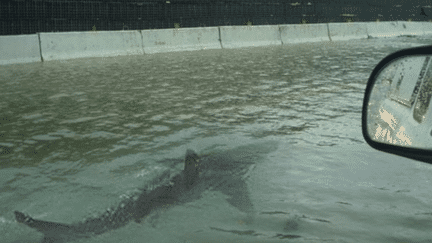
top-left (1, 35), bottom-right (432, 242)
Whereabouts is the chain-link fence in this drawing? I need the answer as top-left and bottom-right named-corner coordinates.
top-left (1, 0), bottom-right (430, 36)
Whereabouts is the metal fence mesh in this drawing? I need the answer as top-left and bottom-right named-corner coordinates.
top-left (1, 0), bottom-right (430, 35)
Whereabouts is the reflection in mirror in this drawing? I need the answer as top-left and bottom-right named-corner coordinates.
top-left (367, 55), bottom-right (432, 149)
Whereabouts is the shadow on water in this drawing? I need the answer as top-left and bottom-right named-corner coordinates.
top-left (14, 141), bottom-right (279, 243)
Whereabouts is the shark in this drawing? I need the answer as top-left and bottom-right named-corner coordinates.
top-left (14, 148), bottom-right (258, 243)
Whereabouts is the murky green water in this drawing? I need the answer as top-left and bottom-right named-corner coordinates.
top-left (0, 38), bottom-right (405, 167)
top-left (1, 35), bottom-right (432, 243)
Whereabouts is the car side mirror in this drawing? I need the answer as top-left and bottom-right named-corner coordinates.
top-left (362, 45), bottom-right (432, 164)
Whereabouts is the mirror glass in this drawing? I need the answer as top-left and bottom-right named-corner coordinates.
top-left (366, 55), bottom-right (432, 150)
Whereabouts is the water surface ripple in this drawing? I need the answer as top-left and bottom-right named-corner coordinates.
top-left (2, 37), bottom-right (428, 168)
top-left (2, 35), bottom-right (432, 243)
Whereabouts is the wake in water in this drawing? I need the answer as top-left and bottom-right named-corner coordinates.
top-left (14, 148), bottom-right (257, 243)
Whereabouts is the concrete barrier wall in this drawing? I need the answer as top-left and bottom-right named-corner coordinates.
top-left (219, 25), bottom-right (281, 49)
top-left (328, 22), bottom-right (368, 41)
top-left (397, 21), bottom-right (425, 36)
top-left (423, 22), bottom-right (432, 35)
top-left (280, 23), bottom-right (329, 44)
top-left (141, 27), bottom-right (221, 54)
top-left (366, 21), bottom-right (408, 38)
top-left (0, 34), bottom-right (41, 65)
top-left (2, 21), bottom-right (432, 65)
top-left (39, 30), bottom-right (143, 61)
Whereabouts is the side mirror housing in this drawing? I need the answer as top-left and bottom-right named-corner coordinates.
top-left (362, 45), bottom-right (432, 164)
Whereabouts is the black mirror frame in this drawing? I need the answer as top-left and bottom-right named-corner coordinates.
top-left (362, 45), bottom-right (432, 165)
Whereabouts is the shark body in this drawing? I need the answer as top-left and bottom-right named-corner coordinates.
top-left (14, 148), bottom-right (256, 242)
